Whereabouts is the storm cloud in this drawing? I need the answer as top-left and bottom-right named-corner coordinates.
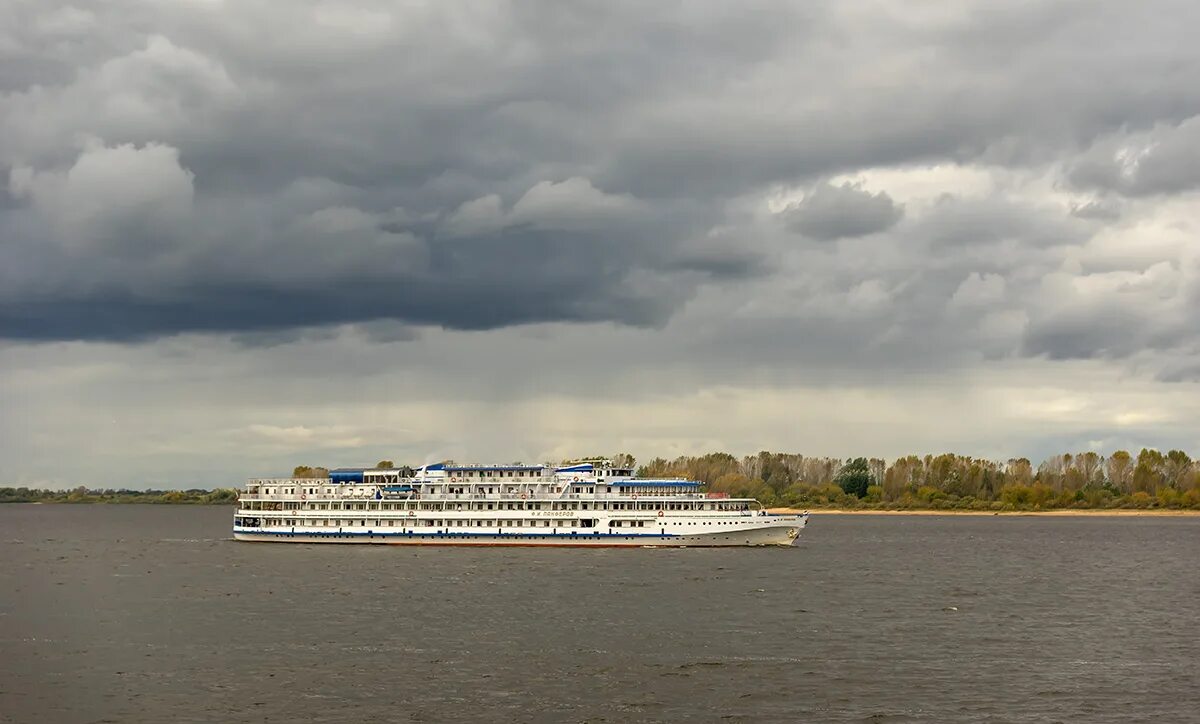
top-left (3, 1), bottom-right (1200, 486)
top-left (3, 0), bottom-right (1200, 343)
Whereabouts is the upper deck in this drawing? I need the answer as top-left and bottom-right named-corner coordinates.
top-left (321, 461), bottom-right (638, 485)
top-left (238, 459), bottom-right (746, 505)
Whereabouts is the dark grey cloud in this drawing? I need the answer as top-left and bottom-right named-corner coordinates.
top-left (785, 183), bottom-right (903, 240)
top-left (0, 142), bottom-right (724, 340)
top-left (0, 228), bottom-right (689, 341)
top-left (1018, 264), bottom-right (1194, 362)
top-left (1157, 358), bottom-right (1200, 383)
top-left (1022, 306), bottom-right (1148, 360)
top-left (2, 0), bottom-right (1200, 350)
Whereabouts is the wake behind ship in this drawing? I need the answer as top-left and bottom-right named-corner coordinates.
top-left (233, 459), bottom-right (809, 547)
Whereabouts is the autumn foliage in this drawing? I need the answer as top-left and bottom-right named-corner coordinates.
top-left (636, 449), bottom-right (1200, 510)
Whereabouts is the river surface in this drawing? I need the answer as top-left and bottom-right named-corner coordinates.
top-left (1, 505), bottom-right (1197, 723)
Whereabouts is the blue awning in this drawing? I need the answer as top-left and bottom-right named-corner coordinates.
top-left (330, 470), bottom-right (365, 484)
top-left (556, 464), bottom-right (595, 472)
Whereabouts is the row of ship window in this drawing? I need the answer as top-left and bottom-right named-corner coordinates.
top-left (252, 518), bottom-right (750, 528)
top-left (447, 471), bottom-right (539, 478)
top-left (252, 501), bottom-right (746, 511)
top-left (439, 469), bottom-right (631, 478)
top-left (261, 519), bottom-right (649, 528)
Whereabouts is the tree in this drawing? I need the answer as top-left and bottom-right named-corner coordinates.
top-left (1165, 450), bottom-right (1192, 490)
top-left (868, 458), bottom-right (887, 488)
top-left (1075, 451), bottom-right (1103, 488)
top-left (1106, 450), bottom-right (1133, 493)
top-left (835, 458), bottom-right (872, 498)
top-left (376, 460), bottom-right (394, 470)
top-left (611, 453), bottom-right (636, 468)
top-left (1133, 449), bottom-right (1165, 493)
top-left (204, 489), bottom-right (239, 504)
top-left (636, 457), bottom-right (669, 477)
top-left (1037, 454), bottom-right (1071, 491)
top-left (884, 455), bottom-right (923, 501)
top-left (882, 461), bottom-right (905, 501)
top-left (1007, 458), bottom-right (1034, 486)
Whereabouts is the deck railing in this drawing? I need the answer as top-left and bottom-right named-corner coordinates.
top-left (239, 491), bottom-right (716, 503)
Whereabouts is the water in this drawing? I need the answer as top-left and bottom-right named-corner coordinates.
top-left (1, 506), bottom-right (1197, 723)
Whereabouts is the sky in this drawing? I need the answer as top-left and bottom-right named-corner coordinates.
top-left (3, 1), bottom-right (1200, 488)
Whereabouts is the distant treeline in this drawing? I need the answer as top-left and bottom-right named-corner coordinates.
top-left (0, 487), bottom-right (240, 505)
top-left (637, 450), bottom-right (1200, 511)
top-left (10, 448), bottom-right (1200, 510)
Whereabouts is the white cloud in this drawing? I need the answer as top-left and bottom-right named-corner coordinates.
top-left (846, 279), bottom-right (892, 313)
top-left (245, 424), bottom-right (373, 450)
top-left (950, 272), bottom-right (1007, 308)
top-left (440, 177), bottom-right (644, 237)
top-left (10, 141), bottom-right (195, 243)
top-left (829, 164), bottom-right (999, 206)
top-left (441, 194), bottom-right (505, 237)
top-left (2, 35), bottom-right (241, 166)
top-left (509, 177), bottom-right (645, 230)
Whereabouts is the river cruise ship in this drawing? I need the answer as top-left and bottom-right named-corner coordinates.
top-left (233, 460), bottom-right (809, 547)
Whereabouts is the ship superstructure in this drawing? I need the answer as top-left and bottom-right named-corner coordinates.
top-left (233, 459), bottom-right (808, 547)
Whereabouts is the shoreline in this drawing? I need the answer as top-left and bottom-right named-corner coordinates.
top-left (772, 508), bottom-right (1200, 517)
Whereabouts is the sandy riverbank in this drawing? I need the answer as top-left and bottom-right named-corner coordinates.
top-left (770, 508), bottom-right (1200, 517)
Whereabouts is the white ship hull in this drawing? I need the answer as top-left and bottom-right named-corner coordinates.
top-left (233, 517), bottom-right (806, 547)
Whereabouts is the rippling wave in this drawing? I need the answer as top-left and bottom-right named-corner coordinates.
top-left (1, 505), bottom-right (1197, 722)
